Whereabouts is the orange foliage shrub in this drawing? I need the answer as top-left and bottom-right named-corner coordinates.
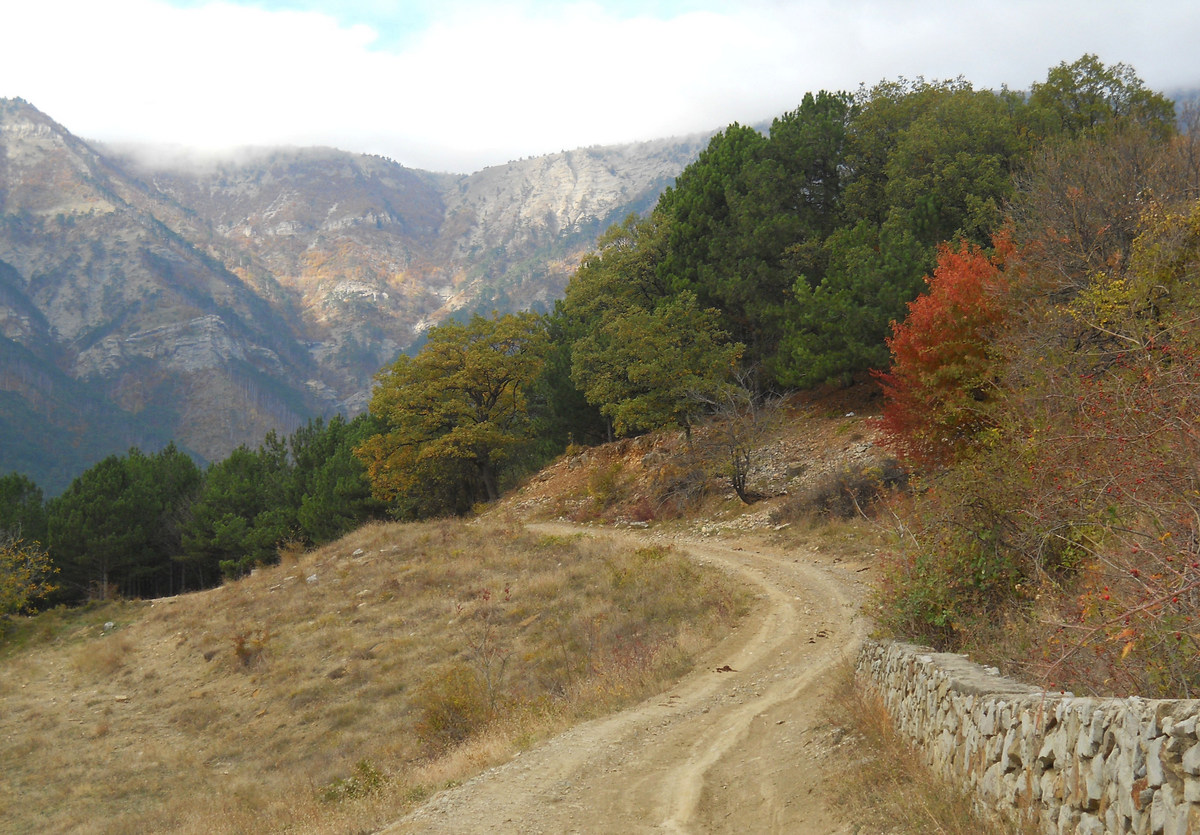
top-left (874, 235), bottom-right (1014, 466)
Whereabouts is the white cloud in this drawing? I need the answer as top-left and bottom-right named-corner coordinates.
top-left (2, 0), bottom-right (1198, 173)
top-left (4, 1), bottom-right (382, 145)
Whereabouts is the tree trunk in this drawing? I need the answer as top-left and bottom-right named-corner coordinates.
top-left (478, 461), bottom-right (500, 504)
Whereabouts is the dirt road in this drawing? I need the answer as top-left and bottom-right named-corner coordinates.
top-left (381, 523), bottom-right (871, 834)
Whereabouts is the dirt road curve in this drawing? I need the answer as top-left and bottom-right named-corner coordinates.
top-left (382, 523), bottom-right (869, 835)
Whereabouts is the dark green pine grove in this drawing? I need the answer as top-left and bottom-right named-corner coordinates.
top-left (1, 415), bottom-right (386, 604)
top-left (0, 55), bottom-right (1186, 613)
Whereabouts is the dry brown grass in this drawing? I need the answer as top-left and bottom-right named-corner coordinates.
top-left (826, 662), bottom-right (1037, 835)
top-left (0, 517), bottom-right (750, 834)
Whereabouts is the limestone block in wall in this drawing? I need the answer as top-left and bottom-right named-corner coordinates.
top-left (1001, 724), bottom-right (1021, 772)
top-left (1039, 767), bottom-right (1061, 806)
top-left (1081, 752), bottom-right (1105, 812)
top-left (1113, 745), bottom-right (1141, 822)
top-left (1076, 706), bottom-right (1105, 758)
top-left (1056, 803), bottom-right (1080, 835)
top-left (1165, 712), bottom-right (1197, 739)
top-left (1182, 741), bottom-right (1200, 775)
top-left (1146, 736), bottom-right (1167, 788)
top-left (1150, 782), bottom-right (1178, 833)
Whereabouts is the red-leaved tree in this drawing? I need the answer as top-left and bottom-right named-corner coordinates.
top-left (874, 234), bottom-right (1014, 466)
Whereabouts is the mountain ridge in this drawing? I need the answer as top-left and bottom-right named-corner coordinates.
top-left (0, 97), bottom-right (708, 492)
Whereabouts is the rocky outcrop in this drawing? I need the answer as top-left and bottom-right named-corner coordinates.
top-left (442, 138), bottom-right (705, 255)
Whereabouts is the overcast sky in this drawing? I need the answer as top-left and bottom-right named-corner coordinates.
top-left (2, 0), bottom-right (1198, 173)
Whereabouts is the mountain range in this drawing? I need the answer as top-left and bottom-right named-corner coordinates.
top-left (0, 98), bottom-right (708, 492)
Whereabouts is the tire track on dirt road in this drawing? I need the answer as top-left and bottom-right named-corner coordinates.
top-left (382, 523), bottom-right (870, 834)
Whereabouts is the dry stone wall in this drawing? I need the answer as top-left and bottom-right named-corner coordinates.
top-left (856, 640), bottom-right (1200, 834)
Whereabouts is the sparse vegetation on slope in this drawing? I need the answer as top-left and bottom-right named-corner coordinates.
top-left (0, 516), bottom-right (748, 834)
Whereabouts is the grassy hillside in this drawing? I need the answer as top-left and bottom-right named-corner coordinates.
top-left (0, 517), bottom-right (748, 834)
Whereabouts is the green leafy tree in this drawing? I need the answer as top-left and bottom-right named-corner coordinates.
top-left (556, 212), bottom-right (673, 441)
top-left (0, 535), bottom-right (57, 618)
top-left (527, 313), bottom-right (609, 448)
top-left (745, 91), bottom-right (857, 310)
top-left (758, 91), bottom-right (856, 243)
top-left (357, 313), bottom-right (550, 516)
top-left (784, 219), bottom-right (927, 386)
top-left (48, 453), bottom-right (155, 599)
top-left (47, 447), bottom-right (201, 599)
top-left (564, 97), bottom-right (855, 387)
top-left (136, 444), bottom-right (202, 589)
top-left (182, 437), bottom-right (295, 580)
top-left (726, 92), bottom-right (859, 374)
top-left (292, 414), bottom-right (386, 543)
top-left (1029, 53), bottom-right (1176, 139)
top-left (0, 472), bottom-right (47, 544)
top-left (559, 212), bottom-right (672, 334)
top-left (876, 83), bottom-right (1025, 246)
top-left (782, 79), bottom-right (1027, 386)
top-left (656, 125), bottom-right (771, 355)
top-left (570, 291), bottom-right (743, 438)
top-left (656, 124), bottom-right (766, 290)
top-left (655, 104), bottom-right (859, 375)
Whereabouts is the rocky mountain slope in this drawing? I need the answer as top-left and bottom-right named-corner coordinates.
top-left (0, 97), bottom-right (707, 491)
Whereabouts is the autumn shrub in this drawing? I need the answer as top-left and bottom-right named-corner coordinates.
top-left (810, 460), bottom-right (908, 519)
top-left (688, 381), bottom-right (784, 504)
top-left (870, 236), bottom-right (1032, 645)
top-left (318, 760), bottom-right (388, 804)
top-left (276, 538), bottom-right (306, 566)
top-left (878, 200), bottom-right (1200, 696)
top-left (875, 430), bottom-right (1041, 646)
top-left (1007, 120), bottom-right (1200, 302)
top-left (0, 536), bottom-right (57, 626)
top-left (231, 628), bottom-right (271, 669)
top-left (587, 461), bottom-right (625, 509)
top-left (878, 356), bottom-right (1200, 692)
top-left (413, 663), bottom-right (495, 754)
top-left (648, 458), bottom-right (710, 516)
top-left (771, 459), bottom-right (906, 524)
top-left (995, 204), bottom-right (1200, 695)
top-left (415, 667), bottom-right (494, 758)
top-left (1029, 314), bottom-right (1200, 690)
top-left (453, 586), bottom-right (513, 712)
top-left (626, 495), bottom-right (656, 522)
top-left (873, 235), bottom-right (1013, 467)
